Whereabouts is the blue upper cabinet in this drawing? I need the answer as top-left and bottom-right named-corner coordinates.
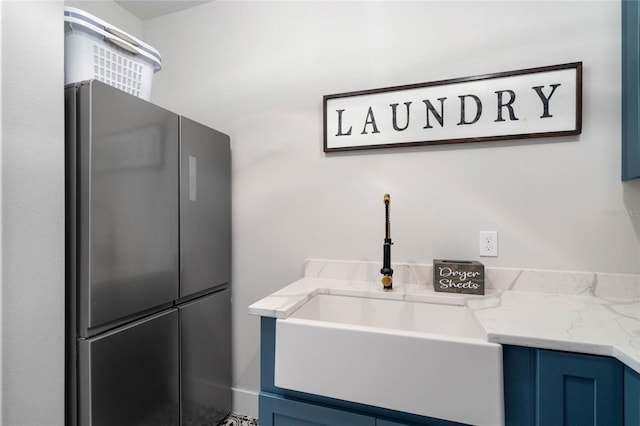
top-left (622, 0), bottom-right (640, 180)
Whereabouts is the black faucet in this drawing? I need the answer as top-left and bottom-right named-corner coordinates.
top-left (381, 194), bottom-right (393, 290)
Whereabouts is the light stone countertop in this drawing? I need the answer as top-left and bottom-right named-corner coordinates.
top-left (249, 259), bottom-right (640, 373)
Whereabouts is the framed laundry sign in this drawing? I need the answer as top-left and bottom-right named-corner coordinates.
top-left (323, 62), bottom-right (582, 152)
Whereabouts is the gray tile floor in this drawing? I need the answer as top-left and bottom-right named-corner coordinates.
top-left (218, 412), bottom-right (259, 425)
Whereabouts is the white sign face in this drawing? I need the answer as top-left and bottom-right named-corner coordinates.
top-left (323, 63), bottom-right (582, 152)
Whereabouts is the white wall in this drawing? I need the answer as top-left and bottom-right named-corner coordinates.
top-left (1, 1), bottom-right (65, 424)
top-left (142, 1), bottom-right (640, 416)
top-left (0, 1), bottom-right (141, 422)
top-left (64, 0), bottom-right (143, 39)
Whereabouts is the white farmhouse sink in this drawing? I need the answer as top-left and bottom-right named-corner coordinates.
top-left (275, 293), bottom-right (504, 426)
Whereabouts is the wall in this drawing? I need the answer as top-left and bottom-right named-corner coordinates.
top-left (65, 0), bottom-right (143, 39)
top-left (143, 1), bottom-right (640, 416)
top-left (1, 1), bottom-right (65, 424)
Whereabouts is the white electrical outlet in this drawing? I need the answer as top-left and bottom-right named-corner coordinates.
top-left (479, 231), bottom-right (498, 257)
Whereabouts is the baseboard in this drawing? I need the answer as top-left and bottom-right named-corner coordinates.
top-left (232, 387), bottom-right (259, 419)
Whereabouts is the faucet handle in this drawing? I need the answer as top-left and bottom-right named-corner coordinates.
top-left (381, 193), bottom-right (393, 290)
top-left (381, 274), bottom-right (393, 289)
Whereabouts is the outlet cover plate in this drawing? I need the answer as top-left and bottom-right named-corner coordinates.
top-left (480, 231), bottom-right (498, 257)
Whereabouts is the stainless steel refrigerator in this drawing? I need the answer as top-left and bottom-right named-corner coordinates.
top-left (65, 80), bottom-right (231, 426)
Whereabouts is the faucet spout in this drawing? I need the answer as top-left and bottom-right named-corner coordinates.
top-left (381, 194), bottom-right (393, 290)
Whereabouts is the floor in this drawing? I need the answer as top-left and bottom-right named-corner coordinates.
top-left (219, 412), bottom-right (259, 425)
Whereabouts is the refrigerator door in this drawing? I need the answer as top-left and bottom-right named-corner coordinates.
top-left (179, 117), bottom-right (231, 298)
top-left (65, 84), bottom-right (79, 426)
top-left (179, 289), bottom-right (232, 424)
top-left (75, 81), bottom-right (179, 337)
top-left (78, 308), bottom-right (179, 426)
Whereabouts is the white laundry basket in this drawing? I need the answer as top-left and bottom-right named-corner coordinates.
top-left (64, 7), bottom-right (162, 100)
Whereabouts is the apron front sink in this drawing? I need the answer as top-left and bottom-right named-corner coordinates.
top-left (274, 294), bottom-right (504, 426)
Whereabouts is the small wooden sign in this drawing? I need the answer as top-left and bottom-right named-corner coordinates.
top-left (433, 260), bottom-right (485, 295)
top-left (324, 62), bottom-right (582, 152)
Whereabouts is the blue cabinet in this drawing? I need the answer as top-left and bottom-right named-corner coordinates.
top-left (503, 345), bottom-right (535, 426)
top-left (622, 0), bottom-right (640, 180)
top-left (503, 346), bottom-right (638, 426)
top-left (258, 394), bottom-right (435, 426)
top-left (259, 393), bottom-right (375, 426)
top-left (626, 366), bottom-right (640, 426)
top-left (259, 392), bottom-right (456, 426)
top-left (537, 349), bottom-right (623, 426)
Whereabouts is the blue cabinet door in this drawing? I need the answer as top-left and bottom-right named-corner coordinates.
top-left (626, 366), bottom-right (640, 426)
top-left (622, 0), bottom-right (640, 180)
top-left (503, 345), bottom-right (535, 426)
top-left (260, 393), bottom-right (375, 426)
top-left (537, 350), bottom-right (623, 426)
